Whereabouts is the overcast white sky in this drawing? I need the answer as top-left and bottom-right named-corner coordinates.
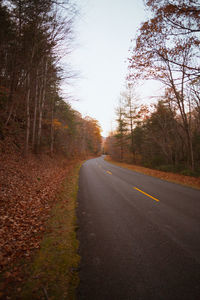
top-left (62, 0), bottom-right (161, 136)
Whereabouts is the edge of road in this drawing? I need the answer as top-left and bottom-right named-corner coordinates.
top-left (104, 156), bottom-right (200, 190)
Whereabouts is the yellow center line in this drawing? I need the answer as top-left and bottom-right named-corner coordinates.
top-left (133, 187), bottom-right (159, 202)
top-left (106, 171), bottom-right (112, 175)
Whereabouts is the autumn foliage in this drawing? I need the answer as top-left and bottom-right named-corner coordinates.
top-left (0, 0), bottom-right (102, 295)
top-left (106, 0), bottom-right (200, 175)
top-left (0, 0), bottom-right (102, 158)
top-left (0, 153), bottom-right (74, 286)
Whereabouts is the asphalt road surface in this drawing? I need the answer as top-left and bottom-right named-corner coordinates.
top-left (77, 156), bottom-right (200, 300)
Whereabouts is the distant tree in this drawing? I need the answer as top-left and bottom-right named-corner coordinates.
top-left (145, 101), bottom-right (180, 165)
top-left (121, 85), bottom-right (140, 162)
top-left (115, 103), bottom-right (128, 161)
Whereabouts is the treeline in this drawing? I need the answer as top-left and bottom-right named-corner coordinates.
top-left (105, 0), bottom-right (200, 176)
top-left (0, 0), bottom-right (102, 157)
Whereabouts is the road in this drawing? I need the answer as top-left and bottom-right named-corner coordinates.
top-left (77, 156), bottom-right (200, 300)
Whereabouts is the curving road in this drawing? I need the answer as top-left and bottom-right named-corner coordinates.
top-left (77, 156), bottom-right (200, 300)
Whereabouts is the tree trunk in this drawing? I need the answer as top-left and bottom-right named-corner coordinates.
top-left (120, 136), bottom-right (124, 162)
top-left (50, 99), bottom-right (54, 157)
top-left (37, 59), bottom-right (48, 153)
top-left (25, 73), bottom-right (30, 156)
top-left (168, 62), bottom-right (194, 170)
top-left (130, 115), bottom-right (135, 163)
top-left (5, 68), bottom-right (17, 126)
top-left (32, 68), bottom-right (39, 150)
top-left (186, 128), bottom-right (194, 171)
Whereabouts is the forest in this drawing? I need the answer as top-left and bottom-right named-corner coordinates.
top-left (0, 0), bottom-right (200, 298)
top-left (105, 0), bottom-right (200, 176)
top-left (0, 1), bottom-right (101, 296)
top-left (0, 0), bottom-right (102, 158)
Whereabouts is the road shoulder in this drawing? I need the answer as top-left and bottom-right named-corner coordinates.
top-left (104, 156), bottom-right (200, 190)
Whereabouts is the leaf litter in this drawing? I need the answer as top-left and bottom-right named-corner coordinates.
top-left (0, 152), bottom-right (75, 294)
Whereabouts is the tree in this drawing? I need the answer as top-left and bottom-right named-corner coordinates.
top-left (0, 0), bottom-right (78, 156)
top-left (128, 0), bottom-right (200, 169)
top-left (146, 0), bottom-right (200, 33)
top-left (115, 103), bottom-right (128, 161)
top-left (145, 101), bottom-right (180, 165)
top-left (145, 0), bottom-right (200, 77)
top-left (84, 117), bottom-right (102, 155)
top-left (121, 85), bottom-right (140, 162)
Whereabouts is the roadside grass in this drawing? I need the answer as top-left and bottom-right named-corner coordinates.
top-left (105, 156), bottom-right (200, 190)
top-left (10, 162), bottom-right (82, 300)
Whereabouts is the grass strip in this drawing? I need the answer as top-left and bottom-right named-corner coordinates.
top-left (105, 156), bottom-right (200, 190)
top-left (18, 162), bottom-right (82, 300)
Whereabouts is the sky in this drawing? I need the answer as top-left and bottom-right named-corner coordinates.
top-left (62, 0), bottom-right (161, 137)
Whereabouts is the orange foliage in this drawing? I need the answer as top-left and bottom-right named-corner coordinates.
top-left (53, 119), bottom-right (68, 130)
